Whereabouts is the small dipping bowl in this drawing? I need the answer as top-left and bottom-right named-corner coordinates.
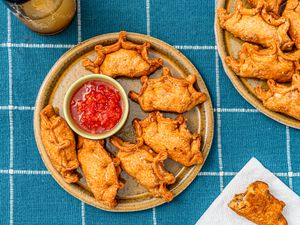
top-left (64, 74), bottom-right (129, 139)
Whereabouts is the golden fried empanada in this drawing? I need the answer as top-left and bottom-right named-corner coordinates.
top-left (256, 74), bottom-right (300, 120)
top-left (77, 137), bottom-right (123, 208)
top-left (83, 31), bottom-right (163, 77)
top-left (129, 67), bottom-right (207, 113)
top-left (226, 42), bottom-right (300, 82)
top-left (217, 0), bottom-right (293, 50)
top-left (110, 136), bottom-right (175, 202)
top-left (283, 0), bottom-right (300, 49)
top-left (229, 181), bottom-right (287, 225)
top-left (133, 111), bottom-right (203, 167)
top-left (40, 105), bottom-right (79, 183)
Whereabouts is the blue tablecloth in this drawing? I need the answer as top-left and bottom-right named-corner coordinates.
top-left (0, 1), bottom-right (299, 225)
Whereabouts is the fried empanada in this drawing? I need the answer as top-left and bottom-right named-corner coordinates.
top-left (133, 111), bottom-right (203, 167)
top-left (217, 0), bottom-right (293, 50)
top-left (40, 105), bottom-right (79, 183)
top-left (248, 0), bottom-right (284, 14)
top-left (77, 137), bottom-right (123, 208)
top-left (283, 0), bottom-right (300, 49)
top-left (228, 181), bottom-right (287, 225)
top-left (226, 42), bottom-right (300, 82)
top-left (83, 31), bottom-right (163, 77)
top-left (129, 67), bottom-right (207, 113)
top-left (110, 136), bottom-right (175, 202)
top-left (256, 74), bottom-right (300, 120)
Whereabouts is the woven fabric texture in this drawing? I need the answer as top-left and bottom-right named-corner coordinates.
top-left (0, 1), bottom-right (299, 225)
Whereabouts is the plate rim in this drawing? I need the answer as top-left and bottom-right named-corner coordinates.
top-left (33, 32), bottom-right (214, 212)
top-left (215, 0), bottom-right (300, 129)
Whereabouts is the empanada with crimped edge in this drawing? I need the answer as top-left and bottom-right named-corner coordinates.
top-left (40, 105), bottom-right (79, 183)
top-left (110, 136), bottom-right (175, 202)
top-left (226, 42), bottom-right (300, 82)
top-left (77, 137), bottom-right (123, 208)
top-left (217, 0), bottom-right (294, 50)
top-left (83, 31), bottom-right (163, 78)
top-left (256, 74), bottom-right (300, 120)
top-left (133, 111), bottom-right (203, 167)
top-left (129, 67), bottom-right (207, 113)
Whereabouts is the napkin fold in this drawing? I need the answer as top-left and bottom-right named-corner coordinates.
top-left (196, 157), bottom-right (300, 225)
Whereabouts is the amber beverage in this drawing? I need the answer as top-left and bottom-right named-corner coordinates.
top-left (4, 0), bottom-right (76, 35)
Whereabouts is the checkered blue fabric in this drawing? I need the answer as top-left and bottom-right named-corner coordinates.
top-left (0, 1), bottom-right (299, 225)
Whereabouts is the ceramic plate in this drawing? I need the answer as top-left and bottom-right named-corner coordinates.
top-left (34, 32), bottom-right (214, 211)
top-left (215, 0), bottom-right (300, 129)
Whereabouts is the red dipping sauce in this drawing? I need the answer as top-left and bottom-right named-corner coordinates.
top-left (70, 80), bottom-right (123, 134)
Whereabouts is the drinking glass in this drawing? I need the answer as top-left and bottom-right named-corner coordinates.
top-left (4, 0), bottom-right (77, 35)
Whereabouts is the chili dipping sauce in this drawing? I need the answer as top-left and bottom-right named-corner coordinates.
top-left (70, 80), bottom-right (123, 134)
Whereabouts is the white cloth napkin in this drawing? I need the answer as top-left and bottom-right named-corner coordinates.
top-left (196, 157), bottom-right (300, 225)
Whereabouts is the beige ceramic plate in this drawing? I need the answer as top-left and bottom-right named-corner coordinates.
top-left (215, 0), bottom-right (300, 129)
top-left (33, 32), bottom-right (214, 212)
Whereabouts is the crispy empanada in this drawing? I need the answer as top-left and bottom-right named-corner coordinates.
top-left (110, 136), bottom-right (175, 202)
top-left (83, 31), bottom-right (163, 77)
top-left (40, 105), bottom-right (79, 183)
top-left (217, 0), bottom-right (293, 50)
top-left (283, 0), bottom-right (300, 49)
top-left (229, 181), bottom-right (287, 225)
top-left (129, 67), bottom-right (207, 113)
top-left (226, 42), bottom-right (300, 82)
top-left (133, 111), bottom-right (203, 167)
top-left (256, 74), bottom-right (300, 120)
top-left (77, 137), bottom-right (123, 208)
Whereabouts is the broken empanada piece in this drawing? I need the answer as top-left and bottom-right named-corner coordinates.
top-left (228, 181), bottom-right (287, 225)
top-left (110, 136), bottom-right (175, 202)
top-left (83, 31), bottom-right (163, 77)
top-left (77, 137), bottom-right (123, 208)
top-left (256, 74), bottom-right (300, 120)
top-left (283, 0), bottom-right (300, 49)
top-left (217, 0), bottom-right (293, 50)
top-left (129, 67), bottom-right (207, 113)
top-left (133, 111), bottom-right (203, 167)
top-left (226, 42), bottom-right (300, 82)
top-left (40, 105), bottom-right (79, 183)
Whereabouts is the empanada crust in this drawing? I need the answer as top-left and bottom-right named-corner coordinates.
top-left (256, 74), bottom-right (300, 120)
top-left (129, 67), bottom-right (207, 113)
top-left (217, 0), bottom-right (293, 50)
top-left (110, 136), bottom-right (175, 202)
top-left (283, 0), bottom-right (300, 49)
top-left (77, 137), bottom-right (123, 208)
top-left (229, 181), bottom-right (287, 225)
top-left (83, 31), bottom-right (163, 77)
top-left (226, 42), bottom-right (300, 82)
top-left (40, 105), bottom-right (79, 183)
top-left (133, 111), bottom-right (203, 167)
top-left (248, 0), bottom-right (284, 14)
